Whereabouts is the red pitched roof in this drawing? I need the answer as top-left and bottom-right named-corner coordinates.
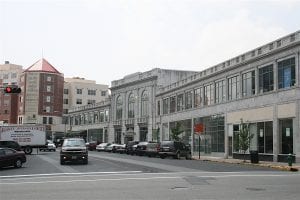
top-left (24, 58), bottom-right (61, 74)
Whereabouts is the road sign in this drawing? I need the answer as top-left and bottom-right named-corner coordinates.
top-left (194, 123), bottom-right (204, 134)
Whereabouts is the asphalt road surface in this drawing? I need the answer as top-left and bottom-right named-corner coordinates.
top-left (1, 150), bottom-right (299, 200)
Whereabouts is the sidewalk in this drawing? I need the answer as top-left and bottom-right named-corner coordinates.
top-left (192, 156), bottom-right (300, 172)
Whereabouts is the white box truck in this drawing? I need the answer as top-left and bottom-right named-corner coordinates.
top-left (0, 124), bottom-right (47, 154)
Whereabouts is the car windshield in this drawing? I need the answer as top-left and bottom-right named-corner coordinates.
top-left (63, 139), bottom-right (85, 147)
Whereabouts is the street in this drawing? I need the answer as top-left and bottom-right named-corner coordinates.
top-left (1, 150), bottom-right (299, 200)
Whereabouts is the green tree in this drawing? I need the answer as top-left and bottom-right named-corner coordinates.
top-left (171, 122), bottom-right (184, 141)
top-left (235, 119), bottom-right (254, 162)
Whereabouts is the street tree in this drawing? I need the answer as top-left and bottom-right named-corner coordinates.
top-left (235, 118), bottom-right (254, 162)
top-left (171, 122), bottom-right (184, 141)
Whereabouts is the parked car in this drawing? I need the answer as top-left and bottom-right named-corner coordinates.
top-left (60, 138), bottom-right (88, 165)
top-left (0, 140), bottom-right (22, 151)
top-left (96, 143), bottom-right (110, 152)
top-left (145, 142), bottom-right (160, 157)
top-left (105, 144), bottom-right (120, 153)
top-left (159, 141), bottom-right (191, 159)
top-left (136, 142), bottom-right (149, 156)
top-left (115, 144), bottom-right (126, 154)
top-left (125, 141), bottom-right (139, 155)
top-left (39, 140), bottom-right (56, 152)
top-left (0, 147), bottom-right (26, 168)
top-left (86, 141), bottom-right (98, 151)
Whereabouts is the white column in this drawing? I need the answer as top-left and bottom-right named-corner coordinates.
top-left (224, 114), bottom-right (229, 159)
top-left (273, 105), bottom-right (279, 162)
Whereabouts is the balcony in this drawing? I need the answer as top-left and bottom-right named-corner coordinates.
top-left (113, 120), bottom-right (122, 126)
top-left (137, 117), bottom-right (148, 125)
top-left (125, 118), bottom-right (135, 126)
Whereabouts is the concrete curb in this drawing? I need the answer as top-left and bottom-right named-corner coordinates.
top-left (193, 157), bottom-right (299, 172)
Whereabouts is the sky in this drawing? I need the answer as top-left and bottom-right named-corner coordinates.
top-left (0, 0), bottom-right (300, 86)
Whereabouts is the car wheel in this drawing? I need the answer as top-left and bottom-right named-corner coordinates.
top-left (60, 159), bottom-right (65, 165)
top-left (14, 159), bottom-right (22, 168)
top-left (186, 153), bottom-right (192, 160)
top-left (174, 152), bottom-right (180, 159)
top-left (24, 146), bottom-right (32, 155)
top-left (160, 155), bottom-right (165, 159)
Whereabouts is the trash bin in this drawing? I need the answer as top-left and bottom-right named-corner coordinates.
top-left (250, 150), bottom-right (259, 163)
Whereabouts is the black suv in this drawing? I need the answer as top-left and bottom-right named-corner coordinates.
top-left (60, 138), bottom-right (88, 165)
top-left (125, 141), bottom-right (139, 155)
top-left (159, 141), bottom-right (191, 159)
top-left (0, 140), bottom-right (22, 151)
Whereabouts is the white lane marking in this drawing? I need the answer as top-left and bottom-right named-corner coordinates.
top-left (0, 176), bottom-right (181, 185)
top-left (1, 172), bottom-right (298, 185)
top-left (0, 171), bottom-right (142, 179)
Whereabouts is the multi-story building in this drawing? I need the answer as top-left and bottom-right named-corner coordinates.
top-left (0, 61), bottom-right (23, 124)
top-left (18, 58), bottom-right (64, 136)
top-left (62, 77), bottom-right (109, 141)
top-left (67, 30), bottom-right (299, 162)
top-left (156, 31), bottom-right (300, 162)
top-left (109, 69), bottom-right (198, 144)
top-left (63, 77), bottom-right (109, 116)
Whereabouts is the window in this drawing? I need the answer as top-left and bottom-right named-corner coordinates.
top-left (257, 48), bottom-right (262, 55)
top-left (87, 99), bottom-right (95, 104)
top-left (141, 91), bottom-right (149, 116)
top-left (11, 73), bottom-right (17, 78)
top-left (76, 99), bottom-right (82, 104)
top-left (279, 119), bottom-right (293, 154)
top-left (116, 96), bottom-right (122, 120)
top-left (88, 90), bottom-right (96, 95)
top-left (43, 117), bottom-right (47, 124)
top-left (228, 76), bottom-right (239, 100)
top-left (194, 88), bottom-right (202, 108)
top-left (204, 83), bottom-right (214, 105)
top-left (259, 64), bottom-right (274, 93)
top-left (45, 106), bottom-right (50, 113)
top-left (46, 96), bottom-right (51, 103)
top-left (128, 93), bottom-right (135, 118)
top-left (185, 91), bottom-right (193, 109)
top-left (157, 100), bottom-right (161, 116)
top-left (278, 57), bottom-right (295, 89)
top-left (170, 96), bottom-right (176, 113)
top-left (64, 89), bottom-right (69, 94)
top-left (269, 43), bottom-right (274, 50)
top-left (177, 94), bottom-right (184, 111)
top-left (105, 110), bottom-right (109, 122)
top-left (47, 76), bottom-right (52, 82)
top-left (46, 85), bottom-right (51, 92)
top-left (100, 111), bottom-right (105, 122)
top-left (48, 117), bottom-right (53, 124)
top-left (63, 99), bottom-right (69, 104)
top-left (242, 71), bottom-right (255, 97)
top-left (257, 121), bottom-right (273, 154)
top-left (215, 80), bottom-right (225, 103)
top-left (101, 91), bottom-right (106, 96)
top-left (162, 98), bottom-right (169, 115)
top-left (77, 89), bottom-right (82, 94)
top-left (63, 109), bottom-right (68, 114)
top-left (3, 74), bottom-right (8, 79)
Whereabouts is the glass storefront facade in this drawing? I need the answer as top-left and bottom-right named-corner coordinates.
top-left (193, 115), bottom-right (225, 154)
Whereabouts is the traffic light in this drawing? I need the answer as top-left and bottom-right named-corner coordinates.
top-left (4, 86), bottom-right (21, 94)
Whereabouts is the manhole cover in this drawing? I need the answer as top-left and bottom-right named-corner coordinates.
top-left (171, 186), bottom-right (189, 190)
top-left (246, 188), bottom-right (266, 191)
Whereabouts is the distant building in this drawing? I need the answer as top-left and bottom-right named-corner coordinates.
top-left (18, 58), bottom-right (64, 136)
top-left (0, 61), bottom-right (24, 124)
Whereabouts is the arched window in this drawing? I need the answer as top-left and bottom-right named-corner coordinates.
top-left (141, 90), bottom-right (148, 116)
top-left (128, 93), bottom-right (135, 118)
top-left (116, 96), bottom-right (123, 120)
